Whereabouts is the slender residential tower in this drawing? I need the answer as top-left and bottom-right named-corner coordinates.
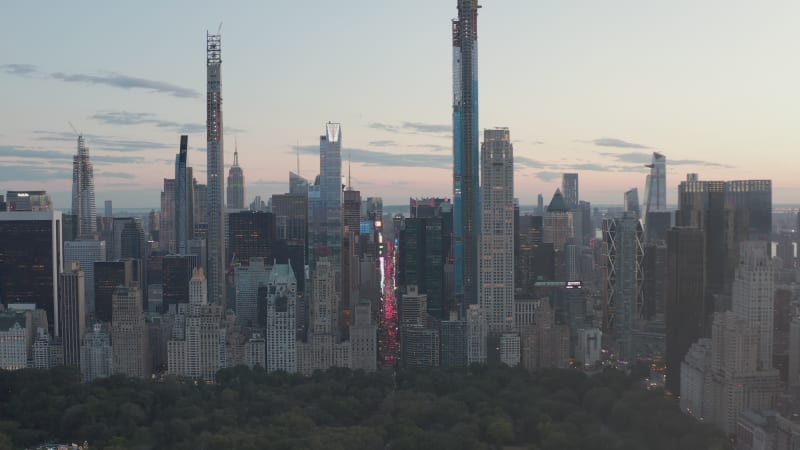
top-left (72, 135), bottom-right (96, 238)
top-left (175, 135), bottom-right (189, 254)
top-left (227, 139), bottom-right (245, 209)
top-left (452, 0), bottom-right (480, 315)
top-left (206, 31), bottom-right (226, 305)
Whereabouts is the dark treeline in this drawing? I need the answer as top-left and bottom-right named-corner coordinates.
top-left (0, 365), bottom-right (730, 450)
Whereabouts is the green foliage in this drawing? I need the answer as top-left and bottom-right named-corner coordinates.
top-left (0, 365), bottom-right (731, 450)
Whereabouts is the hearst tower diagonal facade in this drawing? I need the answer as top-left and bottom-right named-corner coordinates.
top-left (452, 0), bottom-right (481, 315)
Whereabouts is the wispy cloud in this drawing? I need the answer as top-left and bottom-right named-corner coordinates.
top-left (600, 151), bottom-right (732, 168)
top-left (368, 140), bottom-right (396, 147)
top-left (0, 164), bottom-right (73, 181)
top-left (0, 144), bottom-right (146, 164)
top-left (296, 145), bottom-right (450, 169)
top-left (1, 64), bottom-right (38, 76)
top-left (0, 64), bottom-right (199, 98)
top-left (91, 111), bottom-right (206, 133)
top-left (97, 171), bottom-right (136, 179)
top-left (535, 171), bottom-right (562, 182)
top-left (32, 130), bottom-right (172, 153)
top-left (368, 121), bottom-right (451, 137)
top-left (589, 137), bottom-right (651, 149)
top-left (401, 122), bottom-right (450, 134)
top-left (515, 155), bottom-right (544, 169)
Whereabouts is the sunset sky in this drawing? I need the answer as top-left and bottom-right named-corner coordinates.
top-left (2, 0), bottom-right (799, 209)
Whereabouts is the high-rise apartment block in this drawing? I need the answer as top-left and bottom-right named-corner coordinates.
top-left (265, 264), bottom-right (297, 373)
top-left (479, 128), bottom-right (514, 336)
top-left (175, 135), bottom-right (192, 254)
top-left (81, 322), bottom-right (112, 383)
top-left (167, 269), bottom-right (226, 381)
top-left (0, 310), bottom-right (29, 370)
top-left (111, 286), bottom-right (149, 378)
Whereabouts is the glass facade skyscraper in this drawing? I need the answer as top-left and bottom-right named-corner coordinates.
top-left (308, 123), bottom-right (342, 295)
top-left (452, 0), bottom-right (480, 315)
top-left (175, 135), bottom-right (190, 254)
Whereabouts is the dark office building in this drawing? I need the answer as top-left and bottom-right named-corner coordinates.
top-left (399, 217), bottom-right (445, 320)
top-left (676, 175), bottom-right (772, 298)
top-left (94, 259), bottom-right (138, 323)
top-left (665, 227), bottom-right (706, 395)
top-left (0, 211), bottom-right (62, 337)
top-left (644, 210), bottom-right (671, 244)
top-left (59, 262), bottom-right (86, 368)
top-left (642, 241), bottom-right (668, 319)
top-left (161, 255), bottom-right (191, 313)
top-left (271, 192), bottom-right (307, 260)
top-left (228, 211), bottom-right (276, 267)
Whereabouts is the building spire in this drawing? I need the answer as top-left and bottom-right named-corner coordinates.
top-left (233, 137), bottom-right (239, 166)
top-left (347, 152), bottom-right (352, 190)
top-left (296, 140), bottom-right (300, 175)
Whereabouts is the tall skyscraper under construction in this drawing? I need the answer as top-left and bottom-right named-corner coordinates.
top-left (452, 0), bottom-right (480, 315)
top-left (206, 31), bottom-right (226, 305)
top-left (72, 135), bottom-right (96, 238)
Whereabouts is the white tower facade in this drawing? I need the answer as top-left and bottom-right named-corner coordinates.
top-left (479, 128), bottom-right (514, 335)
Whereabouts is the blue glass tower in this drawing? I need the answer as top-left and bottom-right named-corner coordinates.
top-left (452, 0), bottom-right (480, 315)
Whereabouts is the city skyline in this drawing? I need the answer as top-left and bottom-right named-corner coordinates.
top-left (2, 1), bottom-right (799, 209)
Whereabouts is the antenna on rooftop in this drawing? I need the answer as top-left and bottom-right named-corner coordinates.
top-left (296, 140), bottom-right (300, 175)
top-left (218, 22), bottom-right (223, 35)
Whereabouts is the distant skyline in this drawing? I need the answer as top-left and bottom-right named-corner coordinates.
top-left (2, 0), bottom-right (799, 208)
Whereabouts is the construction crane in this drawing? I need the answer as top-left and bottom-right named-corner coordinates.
top-left (68, 121), bottom-right (80, 136)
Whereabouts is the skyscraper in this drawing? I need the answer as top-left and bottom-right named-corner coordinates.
top-left (265, 264), bottom-right (297, 373)
top-left (111, 286), bottom-right (149, 377)
top-left (175, 135), bottom-right (190, 254)
top-left (561, 173), bottom-right (579, 208)
top-left (64, 240), bottom-right (106, 314)
top-left (452, 0), bottom-right (480, 315)
top-left (602, 212), bottom-right (644, 361)
top-left (643, 153), bottom-right (669, 243)
top-left (624, 188), bottom-right (640, 218)
top-left (644, 152), bottom-right (667, 215)
top-left (227, 141), bottom-right (245, 210)
top-left (58, 262), bottom-right (86, 368)
top-left (160, 179), bottom-right (176, 254)
top-left (479, 128), bottom-right (514, 335)
top-left (228, 211), bottom-right (275, 266)
top-left (72, 135), bottom-right (97, 238)
top-left (206, 30), bottom-right (226, 306)
top-left (731, 241), bottom-right (774, 370)
top-left (308, 123), bottom-right (343, 299)
top-left (0, 211), bottom-right (62, 336)
top-left (665, 227), bottom-right (706, 394)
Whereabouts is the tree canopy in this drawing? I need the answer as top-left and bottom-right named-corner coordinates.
top-left (0, 365), bottom-right (730, 450)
